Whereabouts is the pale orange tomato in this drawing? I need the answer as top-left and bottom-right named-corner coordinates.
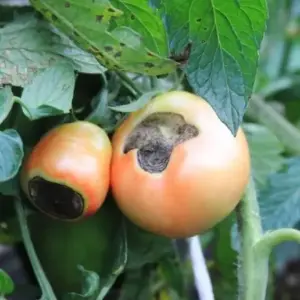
top-left (21, 121), bottom-right (112, 220)
top-left (111, 91), bottom-right (250, 238)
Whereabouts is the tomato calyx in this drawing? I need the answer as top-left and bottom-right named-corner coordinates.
top-left (28, 176), bottom-right (84, 220)
top-left (123, 112), bottom-right (199, 173)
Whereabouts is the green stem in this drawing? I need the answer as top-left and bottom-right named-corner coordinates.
top-left (246, 95), bottom-right (300, 155)
top-left (237, 178), bottom-right (300, 300)
top-left (15, 198), bottom-right (57, 300)
top-left (255, 228), bottom-right (300, 253)
top-left (174, 70), bottom-right (186, 90)
top-left (236, 177), bottom-right (265, 300)
top-left (115, 71), bottom-right (142, 97)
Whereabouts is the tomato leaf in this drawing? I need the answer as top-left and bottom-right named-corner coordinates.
top-left (243, 123), bottom-right (285, 189)
top-left (125, 219), bottom-right (173, 270)
top-left (20, 62), bottom-right (75, 120)
top-left (0, 87), bottom-right (14, 126)
top-left (158, 255), bottom-right (187, 299)
top-left (212, 215), bottom-right (237, 279)
top-left (0, 269), bottom-right (14, 296)
top-left (30, 0), bottom-right (178, 76)
top-left (67, 266), bottom-right (100, 300)
top-left (109, 90), bottom-right (164, 112)
top-left (0, 176), bottom-right (20, 197)
top-left (162, 0), bottom-right (268, 134)
top-left (110, 0), bottom-right (169, 55)
top-left (259, 157), bottom-right (300, 231)
top-left (0, 14), bottom-right (63, 87)
top-left (0, 13), bottom-right (105, 87)
top-left (49, 26), bottom-right (107, 74)
top-left (0, 129), bottom-right (24, 183)
top-left (118, 269), bottom-right (152, 300)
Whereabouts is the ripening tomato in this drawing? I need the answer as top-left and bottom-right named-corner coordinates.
top-left (111, 91), bottom-right (250, 238)
top-left (21, 121), bottom-right (112, 220)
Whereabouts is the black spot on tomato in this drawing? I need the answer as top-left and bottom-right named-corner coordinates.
top-left (130, 14), bottom-right (135, 20)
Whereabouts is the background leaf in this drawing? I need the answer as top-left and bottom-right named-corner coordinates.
top-left (0, 269), bottom-right (14, 296)
top-left (259, 157), bottom-right (300, 231)
top-left (162, 0), bottom-right (268, 134)
top-left (0, 14), bottom-right (63, 87)
top-left (110, 0), bottom-right (169, 55)
top-left (49, 26), bottom-right (107, 74)
top-left (109, 90), bottom-right (164, 112)
top-left (0, 13), bottom-right (106, 87)
top-left (0, 176), bottom-right (20, 197)
top-left (125, 219), bottom-right (173, 270)
top-left (67, 266), bottom-right (100, 300)
top-left (20, 62), bottom-right (75, 120)
top-left (30, 0), bottom-right (178, 76)
top-left (0, 86), bottom-right (14, 126)
top-left (118, 269), bottom-right (152, 300)
top-left (0, 129), bottom-right (23, 183)
top-left (162, 0), bottom-right (191, 54)
top-left (243, 123), bottom-right (285, 189)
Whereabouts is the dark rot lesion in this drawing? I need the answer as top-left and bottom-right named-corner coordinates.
top-left (124, 112), bottom-right (199, 173)
top-left (28, 176), bottom-right (84, 220)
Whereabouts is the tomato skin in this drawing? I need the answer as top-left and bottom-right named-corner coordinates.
top-left (111, 91), bottom-right (250, 238)
top-left (21, 121), bottom-right (112, 220)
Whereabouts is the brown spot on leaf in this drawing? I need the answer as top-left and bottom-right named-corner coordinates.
top-left (169, 42), bottom-right (192, 65)
top-left (145, 62), bottom-right (155, 68)
top-left (96, 15), bottom-right (103, 22)
top-left (130, 14), bottom-right (135, 20)
top-left (114, 51), bottom-right (122, 58)
top-left (65, 1), bottom-right (70, 8)
top-left (104, 46), bottom-right (113, 52)
top-left (51, 14), bottom-right (58, 22)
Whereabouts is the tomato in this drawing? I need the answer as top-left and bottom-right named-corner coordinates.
top-left (111, 91), bottom-right (250, 238)
top-left (21, 121), bottom-right (112, 220)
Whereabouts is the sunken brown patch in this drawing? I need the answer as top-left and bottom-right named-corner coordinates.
top-left (124, 112), bottom-right (199, 173)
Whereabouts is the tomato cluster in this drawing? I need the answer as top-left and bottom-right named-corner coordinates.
top-left (21, 91), bottom-right (250, 238)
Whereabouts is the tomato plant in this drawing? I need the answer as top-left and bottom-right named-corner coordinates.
top-left (2, 1), bottom-right (300, 300)
top-left (111, 90), bottom-right (250, 238)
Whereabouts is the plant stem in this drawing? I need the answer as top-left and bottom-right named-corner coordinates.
top-left (255, 228), bottom-right (300, 253)
top-left (236, 177), bottom-right (266, 300)
top-left (14, 198), bottom-right (57, 300)
top-left (115, 71), bottom-right (142, 97)
top-left (246, 95), bottom-right (300, 155)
